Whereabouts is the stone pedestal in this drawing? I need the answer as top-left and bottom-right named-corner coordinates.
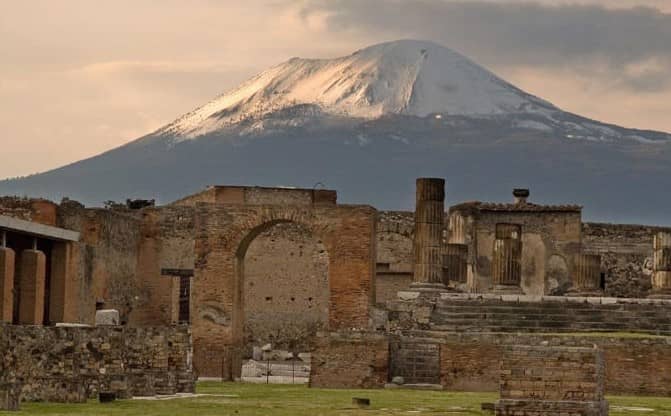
top-left (0, 247), bottom-right (15, 323)
top-left (0, 382), bottom-right (21, 411)
top-left (492, 225), bottom-right (523, 294)
top-left (18, 249), bottom-right (46, 325)
top-left (495, 346), bottom-right (608, 416)
top-left (650, 232), bottom-right (671, 298)
top-left (95, 309), bottom-right (120, 326)
top-left (411, 178), bottom-right (447, 292)
top-left (569, 254), bottom-right (603, 296)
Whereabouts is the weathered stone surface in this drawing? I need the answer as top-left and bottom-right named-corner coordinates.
top-left (0, 324), bottom-right (194, 402)
top-left (310, 332), bottom-right (388, 389)
top-left (95, 309), bottom-right (120, 326)
top-left (495, 345), bottom-right (608, 416)
top-left (0, 382), bottom-right (21, 411)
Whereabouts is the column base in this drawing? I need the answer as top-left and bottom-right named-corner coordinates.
top-left (492, 284), bottom-right (524, 295)
top-left (409, 282), bottom-right (448, 292)
top-left (566, 289), bottom-right (604, 297)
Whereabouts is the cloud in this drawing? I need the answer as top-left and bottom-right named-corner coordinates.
top-left (298, 0), bottom-right (671, 91)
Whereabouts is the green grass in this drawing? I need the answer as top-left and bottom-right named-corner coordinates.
top-left (3, 382), bottom-right (671, 415)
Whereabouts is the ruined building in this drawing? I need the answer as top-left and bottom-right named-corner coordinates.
top-left (1, 179), bottom-right (671, 402)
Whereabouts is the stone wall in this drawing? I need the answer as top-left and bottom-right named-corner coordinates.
top-left (376, 211), bottom-right (414, 304)
top-left (243, 222), bottom-right (329, 352)
top-left (397, 332), bottom-right (671, 396)
top-left (57, 202), bottom-right (144, 325)
top-left (449, 209), bottom-right (582, 296)
top-left (495, 345), bottom-right (608, 416)
top-left (191, 202), bottom-right (377, 377)
top-left (0, 197), bottom-right (57, 225)
top-left (0, 324), bottom-right (194, 402)
top-left (583, 222), bottom-right (671, 298)
top-left (310, 332), bottom-right (389, 389)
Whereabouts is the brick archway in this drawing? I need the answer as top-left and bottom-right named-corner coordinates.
top-left (191, 204), bottom-right (376, 378)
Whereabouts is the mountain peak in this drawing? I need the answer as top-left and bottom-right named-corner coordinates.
top-left (159, 39), bottom-right (556, 139)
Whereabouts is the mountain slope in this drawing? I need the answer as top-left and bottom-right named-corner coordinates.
top-left (1, 40), bottom-right (670, 224)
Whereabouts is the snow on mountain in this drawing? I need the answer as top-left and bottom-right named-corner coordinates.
top-left (159, 40), bottom-right (557, 140)
top-left (2, 39), bottom-right (671, 224)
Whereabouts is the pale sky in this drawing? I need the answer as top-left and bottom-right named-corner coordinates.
top-left (1, 0), bottom-right (670, 179)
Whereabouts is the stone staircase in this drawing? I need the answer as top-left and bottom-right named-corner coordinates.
top-left (429, 296), bottom-right (671, 335)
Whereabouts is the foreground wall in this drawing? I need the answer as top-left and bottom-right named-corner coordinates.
top-left (310, 332), bottom-right (389, 389)
top-left (433, 333), bottom-right (671, 396)
top-left (0, 324), bottom-right (194, 402)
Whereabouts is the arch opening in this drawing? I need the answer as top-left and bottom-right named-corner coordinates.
top-left (236, 220), bottom-right (329, 383)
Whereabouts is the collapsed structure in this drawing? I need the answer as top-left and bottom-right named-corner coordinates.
top-left (1, 179), bottom-right (671, 405)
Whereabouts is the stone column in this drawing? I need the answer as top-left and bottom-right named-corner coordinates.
top-left (18, 249), bottom-right (46, 325)
top-left (411, 178), bottom-right (447, 291)
top-left (569, 253), bottom-right (603, 296)
top-left (492, 224), bottom-right (523, 293)
top-left (0, 246), bottom-right (15, 323)
top-left (650, 231), bottom-right (671, 298)
top-left (443, 243), bottom-right (468, 287)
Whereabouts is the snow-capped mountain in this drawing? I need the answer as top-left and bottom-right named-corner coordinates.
top-left (161, 40), bottom-right (556, 139)
top-left (2, 40), bottom-right (671, 224)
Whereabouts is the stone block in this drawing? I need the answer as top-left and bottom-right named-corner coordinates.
top-left (95, 309), bottom-right (120, 326)
top-left (0, 382), bottom-right (21, 411)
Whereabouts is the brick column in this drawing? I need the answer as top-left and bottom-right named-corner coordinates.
top-left (443, 243), bottom-right (468, 287)
top-left (411, 178), bottom-right (446, 291)
top-left (0, 247), bottom-right (15, 323)
top-left (18, 249), bottom-right (46, 325)
top-left (49, 242), bottom-right (72, 323)
top-left (492, 224), bottom-right (523, 294)
top-left (650, 232), bottom-right (671, 298)
top-left (569, 253), bottom-right (603, 296)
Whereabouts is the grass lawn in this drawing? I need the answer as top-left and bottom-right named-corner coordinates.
top-left (3, 382), bottom-right (671, 415)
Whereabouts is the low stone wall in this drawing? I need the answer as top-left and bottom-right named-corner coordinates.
top-left (0, 324), bottom-right (195, 402)
top-left (416, 332), bottom-right (671, 396)
top-left (495, 346), bottom-right (608, 416)
top-left (310, 332), bottom-right (389, 389)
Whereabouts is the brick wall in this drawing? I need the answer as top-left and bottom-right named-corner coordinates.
top-left (190, 203), bottom-right (376, 377)
top-left (0, 197), bottom-right (57, 225)
top-left (496, 345), bottom-right (608, 416)
top-left (0, 324), bottom-right (194, 402)
top-left (429, 333), bottom-right (671, 396)
top-left (310, 332), bottom-right (389, 389)
top-left (57, 203), bottom-right (143, 324)
top-left (243, 222), bottom-right (329, 352)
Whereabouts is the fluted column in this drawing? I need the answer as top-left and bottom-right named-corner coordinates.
top-left (569, 253), bottom-right (603, 296)
top-left (411, 178), bottom-right (447, 291)
top-left (650, 232), bottom-right (671, 298)
top-left (443, 243), bottom-right (468, 287)
top-left (492, 224), bottom-right (523, 293)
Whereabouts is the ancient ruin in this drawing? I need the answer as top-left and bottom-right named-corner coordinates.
top-left (1, 178), bottom-right (671, 406)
